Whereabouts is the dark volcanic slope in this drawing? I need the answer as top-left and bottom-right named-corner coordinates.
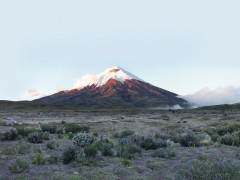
top-left (34, 79), bottom-right (188, 107)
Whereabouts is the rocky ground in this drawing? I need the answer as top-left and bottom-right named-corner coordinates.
top-left (0, 109), bottom-right (240, 179)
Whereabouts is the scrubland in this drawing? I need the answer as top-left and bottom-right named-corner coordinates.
top-left (0, 109), bottom-right (240, 179)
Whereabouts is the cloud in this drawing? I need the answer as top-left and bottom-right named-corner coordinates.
top-left (181, 86), bottom-right (240, 107)
top-left (27, 89), bottom-right (46, 98)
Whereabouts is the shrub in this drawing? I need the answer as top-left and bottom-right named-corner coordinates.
top-left (33, 154), bottom-right (46, 165)
top-left (72, 133), bottom-right (94, 148)
top-left (65, 123), bottom-right (90, 134)
top-left (9, 159), bottom-right (29, 173)
top-left (46, 141), bottom-right (56, 150)
top-left (42, 132), bottom-right (50, 140)
top-left (121, 158), bottom-right (132, 167)
top-left (133, 135), bottom-right (168, 150)
top-left (47, 155), bottom-right (59, 164)
top-left (220, 133), bottom-right (240, 146)
top-left (151, 148), bottom-right (176, 159)
top-left (178, 131), bottom-right (200, 147)
top-left (27, 132), bottom-right (43, 143)
top-left (211, 133), bottom-right (220, 142)
top-left (40, 124), bottom-right (57, 134)
top-left (118, 144), bottom-right (142, 159)
top-left (99, 143), bottom-right (114, 156)
top-left (62, 146), bottom-right (76, 164)
top-left (94, 138), bottom-right (114, 156)
top-left (119, 130), bottom-right (135, 138)
top-left (16, 127), bottom-right (40, 137)
top-left (4, 128), bottom-right (18, 141)
top-left (84, 144), bottom-right (98, 158)
top-left (175, 159), bottom-right (240, 179)
top-left (216, 124), bottom-right (240, 136)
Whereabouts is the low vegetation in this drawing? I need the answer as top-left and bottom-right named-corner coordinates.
top-left (1, 109), bottom-right (240, 179)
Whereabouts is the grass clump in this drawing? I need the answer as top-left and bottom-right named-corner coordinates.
top-left (46, 141), bottom-right (57, 150)
top-left (33, 154), bottom-right (46, 165)
top-left (9, 159), bottom-right (29, 173)
top-left (175, 159), bottom-right (240, 180)
top-left (119, 130), bottom-right (135, 138)
top-left (151, 148), bottom-right (176, 159)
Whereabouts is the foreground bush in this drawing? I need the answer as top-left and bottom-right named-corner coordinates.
top-left (216, 124), bottom-right (240, 136)
top-left (175, 159), bottom-right (240, 180)
top-left (65, 123), bottom-right (90, 134)
top-left (62, 146), bottom-right (76, 164)
top-left (220, 133), bottom-right (240, 146)
top-left (4, 128), bottom-right (18, 141)
top-left (72, 133), bottom-right (94, 148)
top-left (9, 159), bottom-right (29, 173)
top-left (178, 131), bottom-right (200, 147)
top-left (27, 132), bottom-right (44, 143)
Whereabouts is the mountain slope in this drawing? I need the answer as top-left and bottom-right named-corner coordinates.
top-left (34, 67), bottom-right (188, 108)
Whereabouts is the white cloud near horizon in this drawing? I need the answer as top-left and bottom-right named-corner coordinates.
top-left (181, 86), bottom-right (240, 107)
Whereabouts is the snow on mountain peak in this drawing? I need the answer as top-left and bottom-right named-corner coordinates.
top-left (73, 67), bottom-right (143, 89)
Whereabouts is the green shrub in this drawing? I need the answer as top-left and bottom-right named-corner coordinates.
top-left (9, 159), bottom-right (29, 173)
top-left (133, 135), bottom-right (168, 150)
top-left (119, 130), bottom-right (135, 138)
top-left (65, 123), bottom-right (90, 134)
top-left (40, 124), bottom-right (57, 134)
top-left (27, 132), bottom-right (43, 143)
top-left (72, 133), bottom-right (94, 148)
top-left (178, 131), bottom-right (200, 147)
top-left (118, 144), bottom-right (142, 159)
top-left (121, 158), bottom-right (132, 167)
top-left (4, 128), bottom-right (18, 141)
top-left (175, 159), bottom-right (240, 179)
top-left (84, 144), bottom-right (98, 158)
top-left (62, 146), bottom-right (76, 164)
top-left (47, 155), bottom-right (59, 164)
top-left (94, 138), bottom-right (114, 156)
top-left (220, 133), bottom-right (240, 146)
top-left (16, 127), bottom-right (40, 137)
top-left (46, 141), bottom-right (56, 150)
top-left (211, 133), bottom-right (220, 142)
top-left (216, 124), bottom-right (240, 136)
top-left (151, 148), bottom-right (176, 159)
top-left (99, 143), bottom-right (114, 156)
top-left (33, 154), bottom-right (46, 165)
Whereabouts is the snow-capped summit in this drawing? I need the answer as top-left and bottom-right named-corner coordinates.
top-left (74, 67), bottom-right (143, 89)
top-left (35, 67), bottom-right (189, 108)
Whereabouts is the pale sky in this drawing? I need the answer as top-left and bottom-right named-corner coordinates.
top-left (0, 0), bottom-right (240, 104)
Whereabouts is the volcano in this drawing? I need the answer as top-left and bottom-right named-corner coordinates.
top-left (34, 67), bottom-right (188, 108)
